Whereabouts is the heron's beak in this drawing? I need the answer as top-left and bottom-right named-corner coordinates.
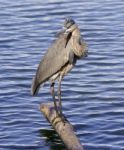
top-left (62, 27), bottom-right (70, 35)
top-left (63, 26), bottom-right (68, 31)
top-left (65, 24), bottom-right (78, 34)
top-left (66, 28), bottom-right (72, 32)
top-left (65, 31), bottom-right (70, 35)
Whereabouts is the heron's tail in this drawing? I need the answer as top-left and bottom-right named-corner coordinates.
top-left (31, 77), bottom-right (40, 96)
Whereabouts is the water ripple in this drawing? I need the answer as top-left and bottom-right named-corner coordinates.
top-left (0, 0), bottom-right (124, 150)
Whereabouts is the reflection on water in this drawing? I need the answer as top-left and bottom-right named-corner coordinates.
top-left (40, 128), bottom-right (66, 150)
top-left (0, 0), bottom-right (124, 150)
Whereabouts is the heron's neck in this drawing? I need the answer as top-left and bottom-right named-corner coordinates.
top-left (72, 28), bottom-right (81, 40)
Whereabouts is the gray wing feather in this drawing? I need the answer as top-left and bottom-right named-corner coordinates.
top-left (69, 50), bottom-right (75, 64)
top-left (31, 32), bottom-right (70, 95)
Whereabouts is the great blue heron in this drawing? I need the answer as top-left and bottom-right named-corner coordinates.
top-left (31, 18), bottom-right (88, 121)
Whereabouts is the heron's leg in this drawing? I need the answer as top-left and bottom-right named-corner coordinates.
top-left (58, 75), bottom-right (67, 124)
top-left (50, 82), bottom-right (59, 116)
top-left (58, 75), bottom-right (63, 116)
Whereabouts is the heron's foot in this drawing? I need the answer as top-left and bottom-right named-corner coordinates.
top-left (54, 111), bottom-right (67, 124)
top-left (52, 108), bottom-right (67, 125)
top-left (51, 111), bottom-right (60, 124)
top-left (59, 112), bottom-right (68, 125)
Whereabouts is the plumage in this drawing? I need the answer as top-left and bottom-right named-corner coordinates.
top-left (31, 31), bottom-right (73, 95)
top-left (31, 18), bottom-right (88, 122)
top-left (31, 18), bottom-right (88, 121)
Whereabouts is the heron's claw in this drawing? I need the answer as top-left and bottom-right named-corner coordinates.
top-left (59, 112), bottom-right (68, 124)
top-left (51, 111), bottom-right (66, 125)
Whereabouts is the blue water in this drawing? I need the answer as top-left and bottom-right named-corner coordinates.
top-left (0, 0), bottom-right (124, 150)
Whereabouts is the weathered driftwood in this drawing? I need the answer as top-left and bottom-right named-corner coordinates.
top-left (40, 102), bottom-right (84, 150)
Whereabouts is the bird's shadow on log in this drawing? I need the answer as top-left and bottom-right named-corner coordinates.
top-left (39, 128), bottom-right (66, 150)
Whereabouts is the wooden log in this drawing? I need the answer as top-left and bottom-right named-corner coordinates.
top-left (40, 102), bottom-right (84, 150)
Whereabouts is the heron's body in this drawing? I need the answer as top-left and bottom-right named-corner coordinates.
top-left (31, 18), bottom-right (88, 121)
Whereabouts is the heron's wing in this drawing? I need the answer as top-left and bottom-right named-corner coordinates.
top-left (31, 32), bottom-right (71, 95)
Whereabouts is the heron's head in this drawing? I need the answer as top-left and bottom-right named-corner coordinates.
top-left (64, 17), bottom-right (80, 36)
top-left (64, 17), bottom-right (75, 29)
